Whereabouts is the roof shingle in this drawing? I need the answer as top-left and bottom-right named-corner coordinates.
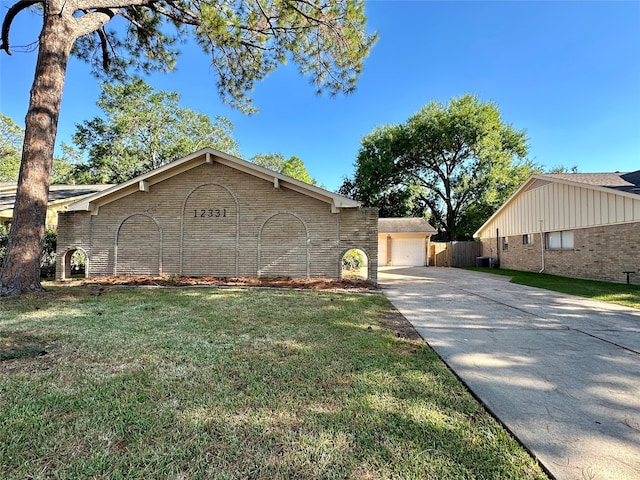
top-left (378, 217), bottom-right (436, 234)
top-left (542, 170), bottom-right (640, 195)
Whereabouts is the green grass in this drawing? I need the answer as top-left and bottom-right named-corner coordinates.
top-left (467, 267), bottom-right (640, 309)
top-left (0, 286), bottom-right (548, 479)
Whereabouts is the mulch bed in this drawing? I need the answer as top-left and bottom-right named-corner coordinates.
top-left (80, 275), bottom-right (380, 291)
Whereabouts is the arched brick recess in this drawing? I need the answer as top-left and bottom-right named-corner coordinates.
top-left (258, 212), bottom-right (309, 278)
top-left (115, 214), bottom-right (162, 275)
top-left (181, 183), bottom-right (239, 276)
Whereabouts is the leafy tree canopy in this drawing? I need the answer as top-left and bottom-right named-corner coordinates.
top-left (51, 144), bottom-right (87, 184)
top-left (250, 153), bottom-right (317, 185)
top-left (0, 114), bottom-right (23, 182)
top-left (71, 78), bottom-right (240, 184)
top-left (343, 94), bottom-right (542, 240)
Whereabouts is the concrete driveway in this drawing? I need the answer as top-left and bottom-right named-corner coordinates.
top-left (379, 266), bottom-right (640, 480)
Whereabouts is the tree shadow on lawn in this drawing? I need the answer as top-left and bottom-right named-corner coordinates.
top-left (0, 287), bottom-right (548, 479)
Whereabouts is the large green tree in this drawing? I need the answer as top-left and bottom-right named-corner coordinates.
top-left (0, 0), bottom-right (375, 296)
top-left (250, 153), bottom-right (317, 185)
top-left (72, 78), bottom-right (239, 183)
top-left (343, 94), bottom-right (540, 240)
top-left (0, 117), bottom-right (86, 184)
top-left (0, 114), bottom-right (23, 182)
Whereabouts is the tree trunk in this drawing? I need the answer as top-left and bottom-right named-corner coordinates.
top-left (0, 9), bottom-right (74, 296)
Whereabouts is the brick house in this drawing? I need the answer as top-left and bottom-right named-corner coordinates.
top-left (474, 171), bottom-right (640, 284)
top-left (56, 148), bottom-right (378, 282)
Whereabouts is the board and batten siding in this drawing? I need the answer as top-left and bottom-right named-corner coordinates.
top-left (477, 179), bottom-right (640, 239)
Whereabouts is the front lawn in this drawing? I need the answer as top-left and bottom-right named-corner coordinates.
top-left (467, 267), bottom-right (640, 309)
top-left (1, 286), bottom-right (547, 479)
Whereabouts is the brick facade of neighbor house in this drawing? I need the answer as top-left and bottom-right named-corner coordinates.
top-left (480, 221), bottom-right (640, 284)
top-left (475, 171), bottom-right (640, 285)
top-left (56, 150), bottom-right (379, 282)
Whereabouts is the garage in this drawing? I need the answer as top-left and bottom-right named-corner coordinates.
top-left (378, 218), bottom-right (436, 267)
top-left (56, 148), bottom-right (379, 282)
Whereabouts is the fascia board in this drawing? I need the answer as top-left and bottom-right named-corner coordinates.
top-left (211, 150), bottom-right (361, 208)
top-left (543, 176), bottom-right (640, 201)
top-left (68, 154), bottom-right (206, 213)
top-left (473, 174), bottom-right (640, 238)
top-left (473, 175), bottom-right (538, 238)
top-left (67, 147), bottom-right (361, 213)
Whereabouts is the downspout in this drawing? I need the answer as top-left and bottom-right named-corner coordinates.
top-left (539, 220), bottom-right (545, 273)
top-left (496, 228), bottom-right (500, 267)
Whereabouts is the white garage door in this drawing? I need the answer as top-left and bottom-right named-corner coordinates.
top-left (391, 238), bottom-right (425, 266)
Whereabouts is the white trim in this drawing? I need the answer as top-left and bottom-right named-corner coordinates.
top-left (474, 174), bottom-right (640, 238)
top-left (68, 148), bottom-right (360, 214)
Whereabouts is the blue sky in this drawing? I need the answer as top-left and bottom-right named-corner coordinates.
top-left (1, 1), bottom-right (639, 191)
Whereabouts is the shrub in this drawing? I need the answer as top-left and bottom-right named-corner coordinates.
top-left (0, 225), bottom-right (58, 278)
top-left (0, 224), bottom-right (8, 267)
top-left (40, 229), bottom-right (58, 278)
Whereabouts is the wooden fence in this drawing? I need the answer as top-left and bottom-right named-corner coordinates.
top-left (430, 241), bottom-right (482, 267)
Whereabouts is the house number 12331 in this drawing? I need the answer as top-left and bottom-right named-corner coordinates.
top-left (193, 208), bottom-right (227, 218)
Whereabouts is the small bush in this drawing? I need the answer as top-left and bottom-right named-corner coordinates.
top-left (0, 225), bottom-right (7, 264)
top-left (0, 225), bottom-right (58, 278)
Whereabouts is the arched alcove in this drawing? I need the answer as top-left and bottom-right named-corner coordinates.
top-left (258, 212), bottom-right (310, 278)
top-left (115, 213), bottom-right (162, 275)
top-left (61, 247), bottom-right (88, 280)
top-left (341, 248), bottom-right (369, 281)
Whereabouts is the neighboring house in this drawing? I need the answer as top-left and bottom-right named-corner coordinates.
top-left (56, 148), bottom-right (378, 282)
top-left (378, 217), bottom-right (436, 267)
top-left (474, 171), bottom-right (640, 284)
top-left (0, 182), bottom-right (113, 229)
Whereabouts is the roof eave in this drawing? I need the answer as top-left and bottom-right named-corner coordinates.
top-left (67, 147), bottom-right (361, 213)
top-left (473, 173), bottom-right (640, 237)
top-left (473, 175), bottom-right (539, 238)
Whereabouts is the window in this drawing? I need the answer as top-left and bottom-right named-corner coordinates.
top-left (545, 230), bottom-right (574, 250)
top-left (502, 236), bottom-right (509, 251)
top-left (522, 234), bottom-right (533, 245)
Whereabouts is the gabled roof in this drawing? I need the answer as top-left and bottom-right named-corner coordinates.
top-left (68, 148), bottom-right (361, 214)
top-left (543, 171), bottom-right (640, 195)
top-left (0, 183), bottom-right (113, 215)
top-left (474, 170), bottom-right (640, 237)
top-left (379, 217), bottom-right (436, 234)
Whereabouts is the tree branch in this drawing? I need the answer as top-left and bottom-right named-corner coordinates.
top-left (97, 27), bottom-right (110, 70)
top-left (406, 171), bottom-right (447, 204)
top-left (74, 0), bottom-right (151, 9)
top-left (71, 8), bottom-right (117, 38)
top-left (150, 1), bottom-right (200, 26)
top-left (1, 0), bottom-right (41, 55)
top-left (255, 0), bottom-right (279, 38)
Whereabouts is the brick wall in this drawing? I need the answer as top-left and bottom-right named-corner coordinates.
top-left (55, 211), bottom-right (92, 278)
top-left (480, 222), bottom-right (640, 284)
top-left (56, 162), bottom-right (378, 282)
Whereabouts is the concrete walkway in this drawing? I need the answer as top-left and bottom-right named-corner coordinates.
top-left (379, 267), bottom-right (640, 480)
